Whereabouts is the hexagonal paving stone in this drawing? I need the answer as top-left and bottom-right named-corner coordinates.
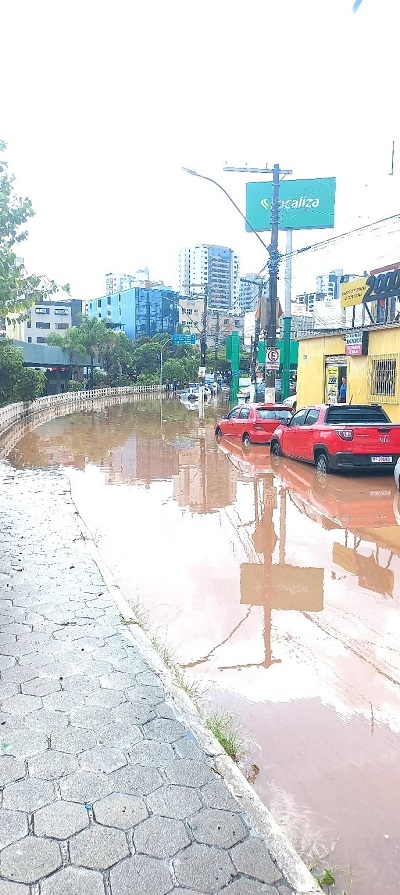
top-left (173, 843), bottom-right (235, 894)
top-left (93, 792), bottom-right (148, 829)
top-left (1, 693), bottom-right (43, 716)
top-left (0, 835), bottom-right (62, 884)
top-left (99, 671), bottom-right (137, 690)
top-left (127, 739), bottom-right (174, 767)
top-left (134, 815), bottom-right (190, 858)
top-left (40, 866), bottom-right (105, 895)
top-left (201, 780), bottom-right (241, 812)
top-left (147, 784), bottom-right (202, 819)
top-left (112, 700), bottom-right (155, 726)
top-left (0, 726), bottom-right (48, 759)
top-left (0, 882), bottom-right (30, 895)
top-left (143, 718), bottom-right (186, 743)
top-left (59, 769), bottom-right (115, 803)
top-left (230, 838), bottom-right (282, 885)
top-left (2, 778), bottom-right (56, 813)
top-left (136, 670), bottom-right (162, 688)
top-left (220, 880), bottom-right (280, 895)
top-left (21, 677), bottom-right (61, 697)
top-left (27, 709), bottom-right (69, 734)
top-left (51, 726), bottom-right (97, 754)
top-left (34, 800), bottom-right (89, 839)
top-left (164, 759), bottom-right (215, 788)
top-left (188, 808), bottom-right (247, 849)
top-left (69, 706), bottom-right (111, 729)
top-left (109, 855), bottom-right (173, 895)
top-left (42, 691), bottom-right (82, 712)
top-left (96, 721), bottom-right (143, 750)
top-left (28, 749), bottom-right (78, 780)
top-left (0, 682), bottom-right (19, 701)
top-left (126, 684), bottom-right (164, 706)
top-left (0, 755), bottom-right (26, 786)
top-left (79, 745), bottom-right (127, 774)
top-left (109, 765), bottom-right (161, 797)
top-left (84, 688), bottom-right (125, 709)
top-left (0, 809), bottom-right (29, 850)
top-left (69, 824), bottom-right (129, 870)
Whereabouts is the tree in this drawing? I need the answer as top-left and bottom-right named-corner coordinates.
top-left (0, 342), bottom-right (46, 406)
top-left (0, 140), bottom-right (57, 320)
top-left (73, 317), bottom-right (106, 388)
top-left (47, 327), bottom-right (83, 379)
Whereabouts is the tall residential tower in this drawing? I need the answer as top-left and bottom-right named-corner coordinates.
top-left (178, 245), bottom-right (239, 312)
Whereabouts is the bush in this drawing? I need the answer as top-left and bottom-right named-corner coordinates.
top-left (67, 379), bottom-right (83, 392)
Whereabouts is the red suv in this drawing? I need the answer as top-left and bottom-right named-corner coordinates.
top-left (215, 403), bottom-right (293, 447)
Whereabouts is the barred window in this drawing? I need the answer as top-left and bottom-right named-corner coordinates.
top-left (367, 354), bottom-right (399, 404)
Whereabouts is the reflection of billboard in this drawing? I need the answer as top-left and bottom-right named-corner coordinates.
top-left (246, 178), bottom-right (336, 232)
top-left (333, 543), bottom-right (394, 596)
top-left (240, 564), bottom-right (324, 610)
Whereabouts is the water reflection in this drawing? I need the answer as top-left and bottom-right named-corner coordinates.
top-left (3, 398), bottom-right (400, 895)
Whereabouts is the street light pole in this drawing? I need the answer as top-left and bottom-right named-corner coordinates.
top-left (223, 164), bottom-right (292, 401)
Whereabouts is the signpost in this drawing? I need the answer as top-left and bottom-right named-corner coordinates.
top-left (173, 334), bottom-right (197, 345)
top-left (265, 347), bottom-right (280, 370)
top-left (246, 177), bottom-right (336, 232)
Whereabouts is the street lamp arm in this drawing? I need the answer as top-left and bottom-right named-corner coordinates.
top-left (182, 167), bottom-right (270, 254)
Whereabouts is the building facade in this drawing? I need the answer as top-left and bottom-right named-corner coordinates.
top-left (87, 287), bottom-right (179, 340)
top-left (239, 274), bottom-right (267, 315)
top-left (105, 269), bottom-right (151, 294)
top-left (6, 297), bottom-right (82, 345)
top-left (178, 245), bottom-right (240, 312)
top-left (178, 298), bottom-right (243, 346)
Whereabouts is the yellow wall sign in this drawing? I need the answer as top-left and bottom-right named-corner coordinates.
top-left (340, 277), bottom-right (368, 308)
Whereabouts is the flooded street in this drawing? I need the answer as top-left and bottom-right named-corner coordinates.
top-left (4, 396), bottom-right (400, 895)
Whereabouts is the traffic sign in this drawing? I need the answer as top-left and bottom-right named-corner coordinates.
top-left (265, 347), bottom-right (280, 370)
top-left (173, 334), bottom-right (197, 345)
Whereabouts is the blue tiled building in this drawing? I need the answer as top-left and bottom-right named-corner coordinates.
top-left (87, 287), bottom-right (179, 340)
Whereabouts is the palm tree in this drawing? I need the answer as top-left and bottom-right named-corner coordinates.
top-left (47, 326), bottom-right (83, 381)
top-left (75, 318), bottom-right (106, 389)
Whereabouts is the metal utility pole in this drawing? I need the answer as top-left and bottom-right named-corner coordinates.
top-left (224, 164), bottom-right (292, 401)
top-left (199, 285), bottom-right (208, 421)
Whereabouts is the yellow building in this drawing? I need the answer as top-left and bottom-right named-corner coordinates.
top-left (297, 324), bottom-right (400, 422)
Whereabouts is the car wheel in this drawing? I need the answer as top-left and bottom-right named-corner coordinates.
top-left (242, 432), bottom-right (251, 448)
top-left (315, 452), bottom-right (330, 476)
top-left (270, 440), bottom-right (282, 457)
top-left (215, 427), bottom-right (222, 439)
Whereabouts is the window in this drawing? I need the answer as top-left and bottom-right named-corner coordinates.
top-left (239, 406), bottom-right (250, 419)
top-left (26, 321), bottom-right (31, 328)
top-left (367, 355), bottom-right (399, 404)
top-left (37, 336), bottom-right (47, 343)
top-left (36, 321), bottom-right (51, 329)
top-left (227, 407), bottom-right (241, 419)
top-left (107, 297), bottom-right (111, 305)
top-left (304, 409), bottom-right (320, 426)
top-left (326, 405), bottom-right (391, 424)
top-left (54, 308), bottom-right (68, 315)
top-left (289, 409), bottom-right (308, 427)
top-left (35, 306), bottom-right (50, 315)
top-left (27, 337), bottom-right (32, 343)
top-left (98, 299), bottom-right (101, 308)
top-left (56, 323), bottom-right (69, 330)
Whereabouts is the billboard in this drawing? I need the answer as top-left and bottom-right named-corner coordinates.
top-left (246, 177), bottom-right (336, 232)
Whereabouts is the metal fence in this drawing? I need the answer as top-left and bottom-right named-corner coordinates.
top-left (366, 354), bottom-right (399, 405)
top-left (0, 385), bottom-right (164, 439)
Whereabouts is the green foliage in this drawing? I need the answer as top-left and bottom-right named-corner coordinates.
top-left (0, 341), bottom-right (46, 406)
top-left (161, 358), bottom-right (186, 383)
top-left (67, 379), bottom-right (82, 391)
top-left (206, 713), bottom-right (243, 762)
top-left (0, 140), bottom-right (57, 319)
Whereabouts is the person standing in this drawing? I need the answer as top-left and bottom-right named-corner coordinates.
top-left (339, 377), bottom-right (347, 403)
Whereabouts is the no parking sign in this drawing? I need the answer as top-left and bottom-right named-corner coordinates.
top-left (265, 347), bottom-right (280, 370)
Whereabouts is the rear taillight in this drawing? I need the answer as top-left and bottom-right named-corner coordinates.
top-left (337, 428), bottom-right (354, 441)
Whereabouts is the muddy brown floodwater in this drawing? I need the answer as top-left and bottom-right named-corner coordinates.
top-left (5, 396), bottom-right (400, 895)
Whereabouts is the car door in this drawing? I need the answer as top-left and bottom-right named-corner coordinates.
top-left (237, 404), bottom-right (251, 437)
top-left (222, 406), bottom-right (242, 436)
top-left (297, 408), bottom-right (320, 459)
top-left (281, 409), bottom-right (308, 458)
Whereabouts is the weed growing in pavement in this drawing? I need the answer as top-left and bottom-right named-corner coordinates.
top-left (206, 712), bottom-right (244, 762)
top-left (307, 843), bottom-right (352, 895)
top-left (120, 601), bottom-right (202, 704)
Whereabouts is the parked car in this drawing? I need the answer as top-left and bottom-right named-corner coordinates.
top-left (283, 394), bottom-right (297, 410)
top-left (395, 456), bottom-right (400, 490)
top-left (215, 403), bottom-right (293, 447)
top-left (270, 403), bottom-right (400, 475)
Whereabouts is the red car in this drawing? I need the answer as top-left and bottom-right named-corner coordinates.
top-left (215, 403), bottom-right (293, 447)
top-left (270, 403), bottom-right (400, 474)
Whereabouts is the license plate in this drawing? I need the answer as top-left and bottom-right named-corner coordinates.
top-left (371, 456), bottom-right (392, 463)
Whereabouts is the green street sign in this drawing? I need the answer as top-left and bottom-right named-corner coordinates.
top-left (246, 177), bottom-right (336, 231)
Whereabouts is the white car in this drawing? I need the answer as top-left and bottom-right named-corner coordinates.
top-left (395, 457), bottom-right (400, 490)
top-left (283, 394), bottom-right (297, 409)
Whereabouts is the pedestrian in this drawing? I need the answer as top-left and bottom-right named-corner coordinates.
top-left (338, 377), bottom-right (347, 403)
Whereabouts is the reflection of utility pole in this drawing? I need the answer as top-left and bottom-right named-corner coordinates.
top-left (199, 285), bottom-right (208, 421)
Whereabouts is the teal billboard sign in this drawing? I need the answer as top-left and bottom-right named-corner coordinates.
top-left (246, 177), bottom-right (336, 231)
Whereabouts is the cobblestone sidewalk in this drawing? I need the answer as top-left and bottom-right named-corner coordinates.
top-left (0, 464), bottom-right (319, 895)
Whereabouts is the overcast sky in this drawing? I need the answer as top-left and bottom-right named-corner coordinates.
top-left (1, 0), bottom-right (399, 301)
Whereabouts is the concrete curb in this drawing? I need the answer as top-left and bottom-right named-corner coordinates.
top-left (68, 475), bottom-right (321, 895)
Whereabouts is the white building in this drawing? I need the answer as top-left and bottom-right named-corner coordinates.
top-left (239, 274), bottom-right (268, 314)
top-left (178, 245), bottom-right (240, 312)
top-left (105, 269), bottom-right (151, 294)
top-left (6, 293), bottom-right (82, 345)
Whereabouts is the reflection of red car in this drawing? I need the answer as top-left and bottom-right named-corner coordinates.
top-left (217, 437), bottom-right (272, 477)
top-left (215, 403), bottom-right (293, 447)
